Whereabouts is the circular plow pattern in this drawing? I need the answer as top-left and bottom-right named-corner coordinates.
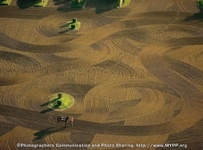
top-left (0, 1), bottom-right (203, 149)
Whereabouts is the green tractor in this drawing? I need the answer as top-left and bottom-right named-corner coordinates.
top-left (197, 0), bottom-right (203, 10)
top-left (34, 0), bottom-right (48, 7)
top-left (71, 0), bottom-right (86, 8)
top-left (0, 0), bottom-right (12, 5)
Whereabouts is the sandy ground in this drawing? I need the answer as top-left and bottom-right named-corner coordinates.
top-left (0, 0), bottom-right (203, 149)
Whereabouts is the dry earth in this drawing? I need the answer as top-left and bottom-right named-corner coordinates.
top-left (0, 0), bottom-right (203, 150)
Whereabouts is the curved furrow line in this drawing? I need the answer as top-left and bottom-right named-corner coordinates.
top-left (147, 0), bottom-right (175, 12)
top-left (0, 51), bottom-right (40, 69)
top-left (165, 45), bottom-right (203, 65)
top-left (109, 88), bottom-right (166, 122)
top-left (0, 21), bottom-right (124, 53)
top-left (0, 89), bottom-right (15, 111)
top-left (99, 5), bottom-right (131, 21)
top-left (123, 17), bottom-right (180, 30)
top-left (0, 85), bottom-right (44, 111)
top-left (0, 56), bottom-right (37, 88)
top-left (124, 98), bottom-right (179, 126)
top-left (5, 76), bottom-right (173, 113)
top-left (27, 53), bottom-right (87, 76)
top-left (164, 58), bottom-right (203, 92)
top-left (69, 131), bottom-right (95, 145)
top-left (20, 89), bottom-right (48, 112)
top-left (168, 36), bottom-right (203, 47)
top-left (34, 12), bottom-right (190, 51)
top-left (57, 10), bottom-right (114, 27)
top-left (165, 118), bottom-right (203, 149)
top-left (83, 81), bottom-right (141, 114)
top-left (36, 21), bottom-right (59, 37)
top-left (0, 52), bottom-right (84, 87)
top-left (166, 24), bottom-right (203, 35)
top-left (50, 84), bottom-right (94, 101)
top-left (50, 36), bottom-right (116, 66)
top-left (188, 55), bottom-right (198, 65)
top-left (144, 24), bottom-right (203, 43)
top-left (36, 13), bottom-right (71, 37)
top-left (89, 37), bottom-right (149, 79)
top-left (140, 44), bottom-right (203, 133)
top-left (0, 66), bottom-right (96, 112)
top-left (34, 57), bottom-right (89, 76)
top-left (123, 11), bottom-right (190, 21)
top-left (73, 67), bottom-right (123, 86)
top-left (0, 12), bottom-right (188, 53)
top-left (168, 2), bottom-right (180, 12)
top-left (83, 79), bottom-right (176, 122)
top-left (90, 40), bottom-right (112, 52)
top-left (122, 80), bottom-right (180, 97)
top-left (111, 36), bottom-right (144, 56)
top-left (34, 53), bottom-right (78, 64)
top-left (0, 127), bottom-right (18, 150)
top-left (175, 0), bottom-right (200, 13)
top-left (67, 40), bottom-right (131, 84)
top-left (45, 132), bottom-right (73, 147)
top-left (0, 32), bottom-right (67, 53)
top-left (0, 18), bottom-right (45, 44)
top-left (65, 39), bottom-right (114, 65)
top-left (36, 11), bottom-right (113, 37)
top-left (93, 60), bottom-right (135, 78)
top-left (0, 76), bottom-right (29, 86)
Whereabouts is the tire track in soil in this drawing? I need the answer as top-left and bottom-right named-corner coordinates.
top-left (140, 44), bottom-right (203, 133)
top-left (164, 57), bottom-right (203, 91)
top-left (0, 105), bottom-right (171, 136)
top-left (0, 12), bottom-right (190, 53)
top-left (175, 0), bottom-right (200, 13)
top-left (36, 12), bottom-right (113, 37)
top-left (0, 51), bottom-right (40, 68)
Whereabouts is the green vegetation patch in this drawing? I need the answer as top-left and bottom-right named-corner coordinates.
top-left (114, 0), bottom-right (131, 8)
top-left (34, 0), bottom-right (49, 7)
top-left (122, 0), bottom-right (131, 7)
top-left (197, 0), bottom-right (203, 10)
top-left (0, 0), bottom-right (12, 5)
top-left (49, 93), bottom-right (75, 110)
top-left (71, 0), bottom-right (86, 8)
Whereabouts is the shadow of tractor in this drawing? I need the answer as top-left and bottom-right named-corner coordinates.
top-left (53, 0), bottom-right (74, 12)
top-left (40, 97), bottom-right (62, 114)
top-left (33, 126), bottom-right (66, 141)
top-left (54, 0), bottom-right (114, 14)
top-left (17, 0), bottom-right (36, 9)
top-left (184, 11), bottom-right (203, 23)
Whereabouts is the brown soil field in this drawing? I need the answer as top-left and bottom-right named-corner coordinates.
top-left (0, 0), bottom-right (203, 150)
